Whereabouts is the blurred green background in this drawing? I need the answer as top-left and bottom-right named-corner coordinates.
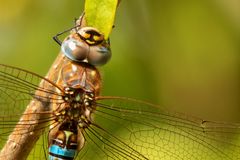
top-left (0, 0), bottom-right (239, 124)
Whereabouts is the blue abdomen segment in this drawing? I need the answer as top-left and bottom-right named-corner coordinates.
top-left (49, 144), bottom-right (76, 160)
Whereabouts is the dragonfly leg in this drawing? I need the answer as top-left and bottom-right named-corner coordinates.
top-left (53, 34), bottom-right (63, 46)
top-left (53, 26), bottom-right (80, 46)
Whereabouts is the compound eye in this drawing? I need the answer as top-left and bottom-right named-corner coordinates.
top-left (87, 45), bottom-right (111, 66)
top-left (61, 38), bottom-right (89, 62)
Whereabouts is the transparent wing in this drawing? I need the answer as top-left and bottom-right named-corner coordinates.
top-left (28, 132), bottom-right (49, 160)
top-left (1, 63), bottom-right (240, 160)
top-left (0, 64), bottom-right (63, 159)
top-left (77, 96), bottom-right (240, 160)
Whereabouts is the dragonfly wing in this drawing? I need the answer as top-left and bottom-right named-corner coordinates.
top-left (0, 64), bottom-right (63, 159)
top-left (75, 96), bottom-right (240, 160)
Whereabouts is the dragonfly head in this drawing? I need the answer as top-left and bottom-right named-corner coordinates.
top-left (61, 27), bottom-right (111, 66)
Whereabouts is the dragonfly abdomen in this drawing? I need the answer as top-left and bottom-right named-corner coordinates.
top-left (49, 144), bottom-right (76, 160)
top-left (49, 128), bottom-right (78, 160)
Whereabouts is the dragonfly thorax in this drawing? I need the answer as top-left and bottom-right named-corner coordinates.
top-left (63, 87), bottom-right (94, 104)
top-left (54, 87), bottom-right (95, 127)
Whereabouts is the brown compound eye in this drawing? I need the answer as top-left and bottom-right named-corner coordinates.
top-left (78, 27), bottom-right (104, 46)
top-left (61, 37), bottom-right (89, 62)
top-left (87, 44), bottom-right (111, 66)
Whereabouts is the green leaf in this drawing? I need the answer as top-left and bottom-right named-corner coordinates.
top-left (85, 0), bottom-right (118, 39)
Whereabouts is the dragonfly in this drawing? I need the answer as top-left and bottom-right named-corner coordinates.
top-left (0, 16), bottom-right (240, 160)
